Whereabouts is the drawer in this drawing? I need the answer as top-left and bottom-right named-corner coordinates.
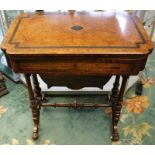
top-left (14, 60), bottom-right (137, 75)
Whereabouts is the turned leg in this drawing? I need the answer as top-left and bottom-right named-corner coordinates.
top-left (25, 74), bottom-right (40, 140)
top-left (32, 74), bottom-right (47, 102)
top-left (111, 75), bottom-right (128, 141)
top-left (32, 74), bottom-right (42, 99)
top-left (110, 75), bottom-right (120, 141)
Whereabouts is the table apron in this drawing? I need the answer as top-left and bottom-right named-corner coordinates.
top-left (9, 58), bottom-right (147, 76)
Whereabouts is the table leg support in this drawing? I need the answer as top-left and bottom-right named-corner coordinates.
top-left (111, 75), bottom-right (128, 141)
top-left (25, 74), bottom-right (40, 140)
top-left (32, 74), bottom-right (48, 103)
top-left (111, 75), bottom-right (120, 141)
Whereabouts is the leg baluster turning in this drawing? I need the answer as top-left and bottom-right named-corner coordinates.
top-left (32, 74), bottom-right (48, 103)
top-left (110, 75), bottom-right (128, 141)
top-left (110, 76), bottom-right (120, 141)
top-left (25, 74), bottom-right (40, 140)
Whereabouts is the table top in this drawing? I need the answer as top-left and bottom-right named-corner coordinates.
top-left (1, 11), bottom-right (154, 56)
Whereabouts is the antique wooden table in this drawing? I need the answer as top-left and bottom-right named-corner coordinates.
top-left (0, 11), bottom-right (153, 141)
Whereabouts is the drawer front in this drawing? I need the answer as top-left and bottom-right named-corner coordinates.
top-left (12, 60), bottom-right (139, 75)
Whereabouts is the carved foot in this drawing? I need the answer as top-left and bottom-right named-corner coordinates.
top-left (112, 126), bottom-right (119, 141)
top-left (32, 126), bottom-right (39, 140)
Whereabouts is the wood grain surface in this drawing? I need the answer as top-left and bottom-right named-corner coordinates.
top-left (0, 11), bottom-right (154, 75)
top-left (1, 11), bottom-right (154, 55)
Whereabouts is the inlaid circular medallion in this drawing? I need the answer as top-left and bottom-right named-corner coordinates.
top-left (71, 25), bottom-right (83, 30)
